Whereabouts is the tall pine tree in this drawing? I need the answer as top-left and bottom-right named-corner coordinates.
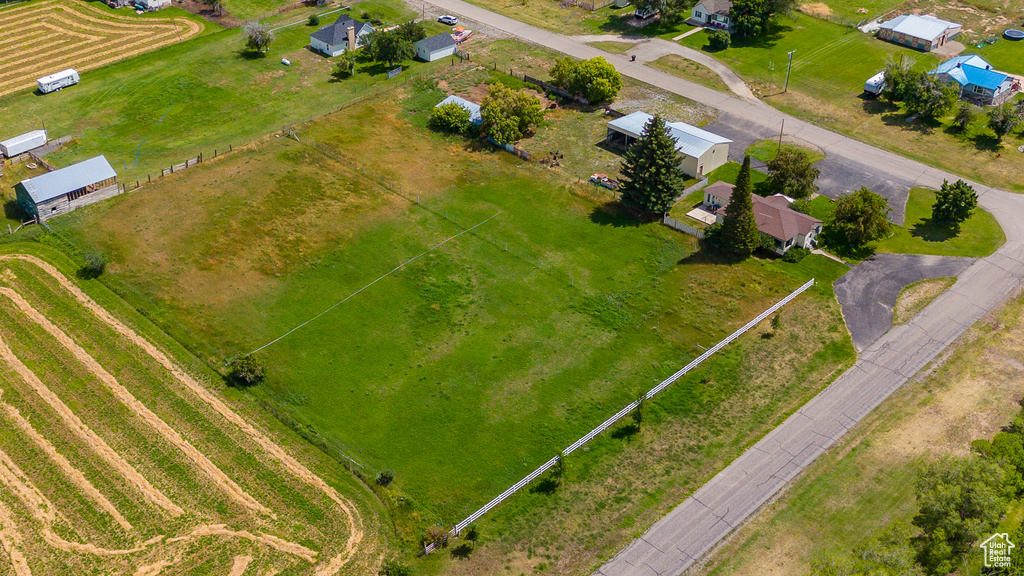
top-left (619, 116), bottom-right (683, 214)
top-left (720, 155), bottom-right (760, 256)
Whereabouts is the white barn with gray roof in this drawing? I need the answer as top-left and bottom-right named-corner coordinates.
top-left (414, 33), bottom-right (457, 62)
top-left (16, 156), bottom-right (118, 222)
top-left (606, 111), bottom-right (731, 177)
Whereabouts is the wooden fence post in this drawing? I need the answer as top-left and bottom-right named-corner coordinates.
top-left (229, 144), bottom-right (233, 152)
top-left (170, 164), bottom-right (173, 173)
top-left (148, 174), bottom-right (151, 183)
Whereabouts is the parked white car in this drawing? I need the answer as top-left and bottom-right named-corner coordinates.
top-left (438, 14), bottom-right (458, 25)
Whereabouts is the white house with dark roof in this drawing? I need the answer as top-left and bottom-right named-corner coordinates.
top-left (309, 16), bottom-right (374, 57)
top-left (606, 111), bottom-right (731, 177)
top-left (15, 156), bottom-right (118, 222)
top-left (690, 0), bottom-right (732, 30)
top-left (703, 181), bottom-right (822, 254)
top-left (877, 14), bottom-right (961, 52)
top-left (929, 54), bottom-right (1017, 106)
top-left (414, 33), bottom-right (458, 62)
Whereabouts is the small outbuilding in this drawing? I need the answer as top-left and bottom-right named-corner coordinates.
top-left (15, 156), bottom-right (119, 222)
top-left (435, 95), bottom-right (482, 124)
top-left (877, 14), bottom-right (961, 51)
top-left (929, 54), bottom-right (1018, 106)
top-left (1, 129), bottom-right (47, 158)
top-left (704, 182), bottom-right (822, 254)
top-left (689, 0), bottom-right (732, 30)
top-left (414, 33), bottom-right (458, 62)
top-left (309, 16), bottom-right (374, 57)
top-left (606, 111), bottom-right (731, 178)
top-left (137, 0), bottom-right (171, 10)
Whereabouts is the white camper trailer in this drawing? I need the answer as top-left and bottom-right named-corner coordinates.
top-left (863, 71), bottom-right (886, 95)
top-left (37, 69), bottom-right (80, 94)
top-left (0, 130), bottom-right (47, 158)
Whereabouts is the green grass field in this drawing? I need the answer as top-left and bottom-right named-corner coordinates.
top-left (745, 138), bottom-right (825, 164)
top-left (647, 54), bottom-right (731, 93)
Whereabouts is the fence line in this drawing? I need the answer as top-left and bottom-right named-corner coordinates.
top-left (521, 74), bottom-right (590, 105)
top-left (439, 278), bottom-right (816, 541)
top-left (570, 0), bottom-right (614, 8)
top-left (661, 215), bottom-right (705, 239)
top-left (679, 176), bottom-right (708, 198)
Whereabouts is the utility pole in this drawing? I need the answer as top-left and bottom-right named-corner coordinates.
top-left (777, 118), bottom-right (785, 154)
top-left (784, 50), bottom-right (795, 93)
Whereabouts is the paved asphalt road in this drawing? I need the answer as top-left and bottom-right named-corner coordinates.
top-left (417, 2), bottom-right (1024, 573)
top-left (834, 254), bottom-right (976, 350)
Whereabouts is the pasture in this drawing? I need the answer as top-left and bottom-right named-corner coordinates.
top-left (0, 0), bottom-right (204, 98)
top-left (0, 247), bottom-right (380, 574)
top-left (44, 79), bottom-right (855, 566)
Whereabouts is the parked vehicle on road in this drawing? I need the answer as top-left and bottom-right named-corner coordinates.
top-left (438, 15), bottom-right (458, 25)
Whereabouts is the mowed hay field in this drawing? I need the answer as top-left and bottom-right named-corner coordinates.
top-left (49, 80), bottom-right (855, 555)
top-left (0, 0), bottom-right (203, 97)
top-left (0, 249), bottom-right (380, 575)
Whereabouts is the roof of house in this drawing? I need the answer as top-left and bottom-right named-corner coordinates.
top-left (694, 0), bottom-right (732, 15)
top-left (436, 95), bottom-right (482, 124)
top-left (607, 111), bottom-right (732, 158)
top-left (712, 183), bottom-right (822, 241)
top-left (878, 14), bottom-right (961, 42)
top-left (930, 54), bottom-right (1009, 90)
top-left (310, 16), bottom-right (372, 47)
top-left (0, 130), bottom-right (46, 150)
top-left (415, 32), bottom-right (457, 53)
top-left (18, 156), bottom-right (116, 204)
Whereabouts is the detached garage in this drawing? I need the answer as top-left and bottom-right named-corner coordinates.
top-left (606, 111), bottom-right (731, 178)
top-left (414, 33), bottom-right (457, 62)
top-left (16, 156), bottom-right (119, 222)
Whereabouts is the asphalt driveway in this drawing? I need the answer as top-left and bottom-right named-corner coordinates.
top-left (833, 253), bottom-right (976, 350)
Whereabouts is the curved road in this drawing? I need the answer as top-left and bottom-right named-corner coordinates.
top-left (418, 2), bottom-right (1024, 573)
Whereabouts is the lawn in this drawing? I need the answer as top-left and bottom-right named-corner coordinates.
top-left (40, 78), bottom-right (857, 572)
top-left (875, 187), bottom-right (1003, 257)
top-left (745, 138), bottom-right (825, 164)
top-left (587, 40), bottom-right (634, 54)
top-left (704, 288), bottom-right (1024, 576)
top-left (647, 54), bottom-right (730, 93)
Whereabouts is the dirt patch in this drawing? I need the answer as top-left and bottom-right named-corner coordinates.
top-left (798, 3), bottom-right (832, 18)
top-left (176, 0), bottom-right (242, 27)
top-left (893, 277), bottom-right (956, 326)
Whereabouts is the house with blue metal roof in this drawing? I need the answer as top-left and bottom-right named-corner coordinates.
top-left (606, 111), bottom-right (731, 177)
top-left (877, 14), bottom-right (961, 52)
top-left (929, 54), bottom-right (1017, 106)
top-left (15, 156), bottom-right (119, 222)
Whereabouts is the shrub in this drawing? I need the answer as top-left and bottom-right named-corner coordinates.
top-left (307, 13), bottom-right (319, 25)
top-left (361, 10), bottom-right (385, 25)
top-left (463, 525), bottom-right (479, 542)
top-left (228, 354), bottom-right (265, 387)
top-left (790, 199), bottom-right (811, 214)
top-left (707, 29), bottom-right (731, 50)
top-left (379, 560), bottom-right (412, 576)
top-left (423, 525), bottom-right (449, 548)
top-left (549, 56), bottom-right (622, 103)
top-left (335, 51), bottom-right (356, 78)
top-left (81, 251), bottom-right (107, 279)
top-left (375, 469), bottom-right (394, 486)
top-left (429, 102), bottom-right (472, 134)
top-left (782, 247), bottom-right (810, 262)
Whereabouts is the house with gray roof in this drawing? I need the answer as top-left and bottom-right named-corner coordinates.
top-left (606, 111), bottom-right (731, 177)
top-left (877, 14), bottom-right (961, 52)
top-left (414, 33), bottom-right (457, 62)
top-left (929, 54), bottom-right (1018, 106)
top-left (15, 156), bottom-right (118, 222)
top-left (689, 0), bottom-right (732, 30)
top-left (309, 15), bottom-right (374, 57)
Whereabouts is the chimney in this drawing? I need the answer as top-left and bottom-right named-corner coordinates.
top-left (347, 25), bottom-right (356, 51)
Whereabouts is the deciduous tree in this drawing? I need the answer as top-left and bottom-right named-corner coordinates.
top-left (429, 102), bottom-right (472, 134)
top-left (549, 56), bottom-right (622, 103)
top-left (243, 21), bottom-right (275, 54)
top-left (335, 50), bottom-right (356, 77)
top-left (952, 101), bottom-right (978, 132)
top-left (719, 155), bottom-right (760, 256)
top-left (766, 147), bottom-right (819, 199)
top-left (618, 115), bottom-right (683, 214)
top-left (931, 179), bottom-right (977, 230)
top-left (882, 54), bottom-right (918, 103)
top-left (480, 84), bottom-right (543, 145)
top-left (989, 100), bottom-right (1024, 142)
top-left (228, 354), bottom-right (265, 387)
top-left (905, 76), bottom-right (958, 119)
top-left (364, 28), bottom-right (414, 67)
top-left (824, 187), bottom-right (891, 250)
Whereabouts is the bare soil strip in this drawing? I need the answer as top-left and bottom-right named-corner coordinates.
top-left (0, 255), bottom-right (367, 572)
top-left (0, 331), bottom-right (182, 516)
top-left (0, 447), bottom-right (56, 524)
top-left (0, 394), bottom-right (132, 531)
top-left (168, 524), bottom-right (317, 563)
top-left (0, 499), bottom-right (32, 576)
top-left (0, 287), bottom-right (273, 518)
top-left (228, 555), bottom-right (254, 576)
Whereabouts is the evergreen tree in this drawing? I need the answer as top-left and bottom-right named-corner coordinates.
top-left (618, 116), bottom-right (683, 214)
top-left (931, 179), bottom-right (977, 230)
top-left (719, 155), bottom-right (760, 256)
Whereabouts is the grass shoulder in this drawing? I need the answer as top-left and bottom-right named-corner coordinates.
top-left (892, 276), bottom-right (956, 326)
top-left (745, 138), bottom-right (824, 164)
top-left (647, 54), bottom-right (730, 93)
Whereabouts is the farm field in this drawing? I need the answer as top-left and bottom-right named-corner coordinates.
top-left (42, 79), bottom-right (857, 572)
top-left (0, 246), bottom-right (381, 575)
top-left (0, 0), bottom-right (204, 98)
top-left (702, 284), bottom-right (1024, 576)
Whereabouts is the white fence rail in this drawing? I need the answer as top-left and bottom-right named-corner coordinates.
top-left (662, 215), bottom-right (706, 239)
top-left (436, 278), bottom-right (817, 542)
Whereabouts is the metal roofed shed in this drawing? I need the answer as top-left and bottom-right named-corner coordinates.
top-left (877, 14), bottom-right (961, 51)
top-left (606, 111), bottom-right (731, 177)
top-left (15, 156), bottom-right (119, 222)
top-left (435, 95), bottom-right (483, 124)
top-left (1, 129), bottom-right (47, 158)
top-left (414, 33), bottom-right (458, 61)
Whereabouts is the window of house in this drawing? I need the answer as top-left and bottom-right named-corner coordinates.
top-left (695, 10), bottom-right (702, 17)
top-left (973, 85), bottom-right (987, 95)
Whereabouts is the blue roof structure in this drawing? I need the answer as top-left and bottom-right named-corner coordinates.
top-left (18, 156), bottom-right (116, 203)
top-left (607, 111), bottom-right (731, 158)
top-left (930, 55), bottom-right (1008, 90)
top-left (436, 95), bottom-right (482, 124)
